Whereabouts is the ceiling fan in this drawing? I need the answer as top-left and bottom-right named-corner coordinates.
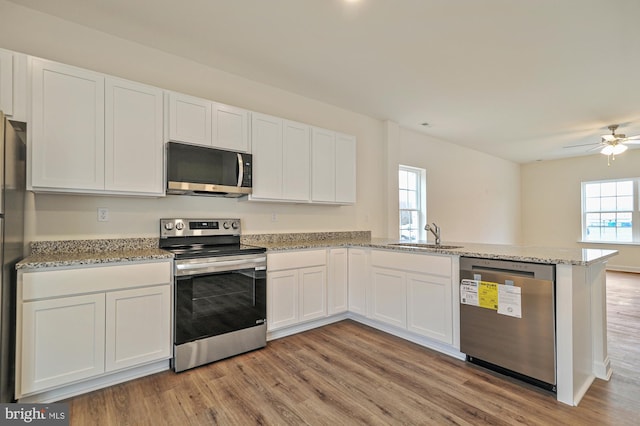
top-left (565, 124), bottom-right (640, 165)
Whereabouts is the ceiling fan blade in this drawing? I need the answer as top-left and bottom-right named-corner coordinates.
top-left (563, 141), bottom-right (601, 149)
top-left (624, 135), bottom-right (640, 140)
top-left (623, 140), bottom-right (640, 145)
top-left (602, 134), bottom-right (616, 142)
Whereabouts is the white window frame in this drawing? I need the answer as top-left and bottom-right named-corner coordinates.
top-left (581, 178), bottom-right (640, 243)
top-left (398, 165), bottom-right (427, 242)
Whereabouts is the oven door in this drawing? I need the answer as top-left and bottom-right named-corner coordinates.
top-left (174, 256), bottom-right (266, 346)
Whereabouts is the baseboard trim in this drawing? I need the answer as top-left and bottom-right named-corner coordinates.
top-left (18, 360), bottom-right (170, 403)
top-left (267, 313), bottom-right (464, 361)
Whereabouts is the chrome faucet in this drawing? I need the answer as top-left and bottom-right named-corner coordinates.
top-left (425, 222), bottom-right (441, 245)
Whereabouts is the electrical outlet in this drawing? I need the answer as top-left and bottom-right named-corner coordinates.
top-left (271, 213), bottom-right (278, 222)
top-left (97, 207), bottom-right (109, 222)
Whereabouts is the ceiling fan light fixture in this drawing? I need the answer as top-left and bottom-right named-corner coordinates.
top-left (600, 144), bottom-right (615, 156)
top-left (601, 143), bottom-right (628, 156)
top-left (613, 143), bottom-right (628, 155)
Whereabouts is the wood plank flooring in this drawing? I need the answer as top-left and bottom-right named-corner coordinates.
top-left (67, 271), bottom-right (640, 425)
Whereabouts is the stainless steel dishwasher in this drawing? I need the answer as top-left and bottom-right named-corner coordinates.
top-left (459, 257), bottom-right (556, 392)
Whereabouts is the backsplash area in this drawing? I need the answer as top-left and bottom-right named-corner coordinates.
top-left (241, 231), bottom-right (371, 246)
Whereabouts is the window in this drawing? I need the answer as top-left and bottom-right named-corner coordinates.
top-left (399, 165), bottom-right (426, 241)
top-left (582, 179), bottom-right (638, 242)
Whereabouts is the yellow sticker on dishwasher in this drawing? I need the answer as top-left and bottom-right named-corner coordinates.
top-left (478, 281), bottom-right (498, 310)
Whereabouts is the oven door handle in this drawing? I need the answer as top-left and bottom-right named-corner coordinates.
top-left (175, 257), bottom-right (267, 276)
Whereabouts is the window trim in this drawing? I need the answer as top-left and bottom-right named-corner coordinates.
top-left (581, 178), bottom-right (640, 244)
top-left (398, 165), bottom-right (427, 242)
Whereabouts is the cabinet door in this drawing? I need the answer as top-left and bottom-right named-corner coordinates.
top-left (299, 266), bottom-right (327, 322)
top-left (311, 127), bottom-right (336, 202)
top-left (328, 248), bottom-right (348, 315)
top-left (267, 269), bottom-right (299, 330)
top-left (167, 92), bottom-right (211, 146)
top-left (282, 120), bottom-right (311, 201)
top-left (31, 58), bottom-right (105, 190)
top-left (371, 267), bottom-right (407, 329)
top-left (212, 103), bottom-right (250, 152)
top-left (407, 273), bottom-right (453, 344)
top-left (105, 78), bottom-right (164, 194)
top-left (105, 285), bottom-right (171, 372)
top-left (0, 49), bottom-right (13, 116)
top-left (21, 294), bottom-right (106, 394)
top-left (335, 133), bottom-right (356, 204)
top-left (251, 113), bottom-right (283, 199)
top-left (348, 248), bottom-right (369, 316)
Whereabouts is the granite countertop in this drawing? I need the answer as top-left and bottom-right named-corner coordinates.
top-left (366, 239), bottom-right (618, 266)
top-left (17, 232), bottom-right (618, 270)
top-left (16, 238), bottom-right (173, 270)
top-left (246, 233), bottom-right (618, 266)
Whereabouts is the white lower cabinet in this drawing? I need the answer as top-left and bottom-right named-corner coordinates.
top-left (17, 260), bottom-right (172, 400)
top-left (21, 293), bottom-right (106, 395)
top-left (268, 269), bottom-right (299, 330)
top-left (267, 250), bottom-right (327, 331)
top-left (371, 267), bottom-right (407, 329)
top-left (347, 248), bottom-right (370, 315)
top-left (299, 266), bottom-right (327, 322)
top-left (406, 272), bottom-right (453, 344)
top-left (105, 285), bottom-right (171, 372)
top-left (369, 250), bottom-right (454, 345)
top-left (328, 248), bottom-right (348, 315)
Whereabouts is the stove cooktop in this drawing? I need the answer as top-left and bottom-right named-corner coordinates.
top-left (166, 244), bottom-right (266, 260)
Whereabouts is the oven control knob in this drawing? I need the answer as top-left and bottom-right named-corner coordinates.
top-left (175, 221), bottom-right (185, 230)
top-left (231, 221), bottom-right (240, 229)
top-left (164, 222), bottom-right (174, 231)
top-left (223, 221), bottom-right (231, 229)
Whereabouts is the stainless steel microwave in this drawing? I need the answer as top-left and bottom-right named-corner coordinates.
top-left (166, 142), bottom-right (252, 197)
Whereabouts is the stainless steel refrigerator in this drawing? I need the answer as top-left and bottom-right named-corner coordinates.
top-left (0, 111), bottom-right (26, 403)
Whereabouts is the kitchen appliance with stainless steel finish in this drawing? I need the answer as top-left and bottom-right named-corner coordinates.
top-left (165, 142), bottom-right (252, 197)
top-left (0, 112), bottom-right (26, 402)
top-left (460, 257), bottom-right (556, 392)
top-left (160, 218), bottom-right (266, 372)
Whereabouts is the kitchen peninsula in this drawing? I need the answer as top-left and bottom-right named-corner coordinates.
top-left (244, 232), bottom-right (617, 406)
top-left (17, 234), bottom-right (616, 406)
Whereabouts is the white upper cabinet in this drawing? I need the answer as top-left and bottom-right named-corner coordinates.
top-left (167, 92), bottom-right (212, 146)
top-left (166, 92), bottom-right (250, 152)
top-left (282, 120), bottom-right (311, 201)
top-left (250, 112), bottom-right (311, 202)
top-left (213, 102), bottom-right (250, 152)
top-left (30, 58), bottom-right (106, 191)
top-left (0, 49), bottom-right (14, 116)
top-left (0, 48), bottom-right (27, 121)
top-left (335, 133), bottom-right (357, 203)
top-left (30, 58), bottom-right (164, 196)
top-left (105, 77), bottom-right (164, 195)
top-left (311, 127), bottom-right (356, 204)
top-left (311, 127), bottom-right (336, 203)
top-left (250, 113), bottom-right (283, 200)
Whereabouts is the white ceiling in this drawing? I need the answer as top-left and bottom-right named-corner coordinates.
top-left (8, 0), bottom-right (640, 163)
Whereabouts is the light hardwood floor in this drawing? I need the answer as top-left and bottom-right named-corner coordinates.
top-left (68, 271), bottom-right (640, 425)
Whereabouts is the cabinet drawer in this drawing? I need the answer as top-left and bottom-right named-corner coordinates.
top-left (22, 261), bottom-right (172, 301)
top-left (268, 249), bottom-right (327, 271)
top-left (371, 250), bottom-right (452, 276)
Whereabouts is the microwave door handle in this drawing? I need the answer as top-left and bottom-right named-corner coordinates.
top-left (237, 153), bottom-right (243, 187)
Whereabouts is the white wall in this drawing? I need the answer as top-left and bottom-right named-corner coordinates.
top-left (1, 0), bottom-right (522, 246)
top-left (522, 150), bottom-right (640, 271)
top-left (391, 126), bottom-right (521, 244)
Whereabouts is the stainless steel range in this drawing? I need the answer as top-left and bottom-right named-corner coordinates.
top-left (160, 218), bottom-right (267, 372)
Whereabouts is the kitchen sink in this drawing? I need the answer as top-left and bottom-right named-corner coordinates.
top-left (389, 243), bottom-right (463, 250)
